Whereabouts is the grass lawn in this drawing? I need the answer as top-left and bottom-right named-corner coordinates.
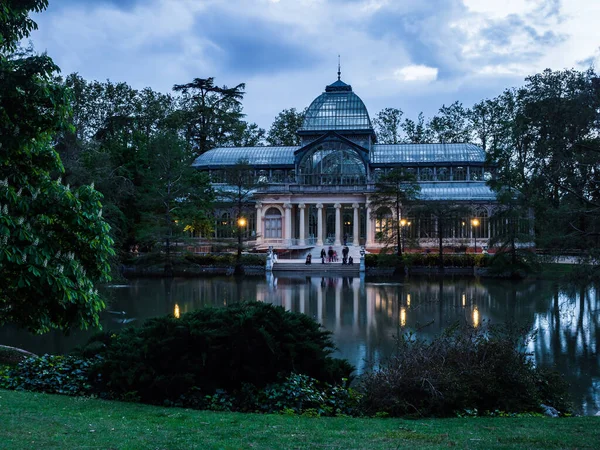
top-left (1, 390), bottom-right (599, 449)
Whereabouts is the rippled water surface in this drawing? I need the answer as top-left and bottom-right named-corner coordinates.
top-left (2, 275), bottom-right (599, 415)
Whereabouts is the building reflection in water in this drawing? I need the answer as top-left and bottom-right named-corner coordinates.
top-left (0, 275), bottom-right (598, 415)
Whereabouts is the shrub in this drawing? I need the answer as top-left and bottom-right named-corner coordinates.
top-left (365, 254), bottom-right (378, 267)
top-left (80, 302), bottom-right (353, 404)
top-left (358, 324), bottom-right (571, 417)
top-left (174, 374), bottom-right (361, 416)
top-left (1, 355), bottom-right (95, 396)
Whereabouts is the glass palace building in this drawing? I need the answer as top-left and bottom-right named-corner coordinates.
top-left (193, 77), bottom-right (499, 252)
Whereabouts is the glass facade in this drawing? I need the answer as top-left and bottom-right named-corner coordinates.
top-left (298, 141), bottom-right (366, 185)
top-left (299, 80), bottom-right (372, 132)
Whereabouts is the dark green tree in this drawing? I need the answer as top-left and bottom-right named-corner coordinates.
top-left (412, 203), bottom-right (470, 269)
top-left (402, 112), bottom-right (431, 143)
top-left (137, 132), bottom-right (213, 275)
top-left (368, 169), bottom-right (420, 256)
top-left (427, 101), bottom-right (472, 143)
top-left (266, 107), bottom-right (305, 146)
top-left (0, 0), bottom-right (114, 333)
top-left (216, 160), bottom-right (265, 273)
top-left (373, 107), bottom-right (404, 144)
top-left (173, 77), bottom-right (245, 156)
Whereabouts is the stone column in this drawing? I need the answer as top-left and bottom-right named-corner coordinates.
top-left (352, 203), bottom-right (360, 246)
top-left (255, 202), bottom-right (263, 245)
top-left (316, 203), bottom-right (324, 246)
top-left (284, 203), bottom-right (292, 245)
top-left (365, 202), bottom-right (373, 246)
top-left (334, 203), bottom-right (342, 246)
top-left (298, 203), bottom-right (306, 246)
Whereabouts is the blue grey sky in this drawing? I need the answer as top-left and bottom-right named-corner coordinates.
top-left (31, 0), bottom-right (600, 129)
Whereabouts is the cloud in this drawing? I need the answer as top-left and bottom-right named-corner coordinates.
top-left (26, 0), bottom-right (600, 131)
top-left (394, 65), bottom-right (438, 82)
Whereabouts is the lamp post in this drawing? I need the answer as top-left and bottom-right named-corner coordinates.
top-left (400, 219), bottom-right (411, 254)
top-left (471, 218), bottom-right (480, 254)
top-left (236, 217), bottom-right (247, 269)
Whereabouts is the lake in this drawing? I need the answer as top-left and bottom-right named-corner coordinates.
top-left (1, 274), bottom-right (598, 415)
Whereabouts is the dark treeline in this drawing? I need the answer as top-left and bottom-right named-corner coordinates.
top-left (55, 74), bottom-right (268, 255)
top-left (373, 68), bottom-right (600, 253)
top-left (57, 69), bottom-right (600, 258)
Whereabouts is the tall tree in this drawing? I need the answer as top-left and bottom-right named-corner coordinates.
top-left (137, 132), bottom-right (213, 276)
top-left (402, 112), bottom-right (431, 144)
top-left (267, 107), bottom-right (305, 146)
top-left (373, 107), bottom-right (404, 144)
top-left (427, 101), bottom-right (472, 143)
top-left (173, 77), bottom-right (245, 156)
top-left (216, 160), bottom-right (265, 273)
top-left (368, 169), bottom-right (420, 256)
top-left (0, 0), bottom-right (114, 333)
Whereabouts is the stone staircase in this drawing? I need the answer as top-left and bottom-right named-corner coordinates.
top-left (272, 245), bottom-right (363, 273)
top-left (272, 261), bottom-right (360, 273)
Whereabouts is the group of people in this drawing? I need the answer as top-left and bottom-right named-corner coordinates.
top-left (313, 246), bottom-right (353, 265)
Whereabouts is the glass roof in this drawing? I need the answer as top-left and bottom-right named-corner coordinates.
top-left (194, 143), bottom-right (487, 168)
top-left (299, 79), bottom-right (373, 132)
top-left (373, 143), bottom-right (486, 164)
top-left (192, 146), bottom-right (298, 168)
top-left (418, 182), bottom-right (496, 201)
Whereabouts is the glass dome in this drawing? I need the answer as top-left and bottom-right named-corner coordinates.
top-left (299, 79), bottom-right (373, 132)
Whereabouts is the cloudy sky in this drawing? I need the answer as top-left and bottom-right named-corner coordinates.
top-left (30, 0), bottom-right (599, 130)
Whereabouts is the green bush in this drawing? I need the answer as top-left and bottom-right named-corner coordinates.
top-left (81, 302), bottom-right (353, 404)
top-left (403, 253), bottom-right (489, 268)
top-left (174, 374), bottom-right (360, 416)
top-left (358, 324), bottom-right (571, 417)
top-left (0, 355), bottom-right (95, 396)
top-left (365, 254), bottom-right (378, 267)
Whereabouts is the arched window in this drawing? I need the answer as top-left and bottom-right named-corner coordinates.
top-left (298, 141), bottom-right (366, 185)
top-left (452, 166), bottom-right (466, 181)
top-left (420, 168), bottom-right (434, 181)
top-left (272, 170), bottom-right (285, 183)
top-left (436, 167), bottom-right (450, 181)
top-left (264, 208), bottom-right (282, 239)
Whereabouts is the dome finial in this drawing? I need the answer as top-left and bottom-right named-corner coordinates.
top-left (337, 54), bottom-right (341, 81)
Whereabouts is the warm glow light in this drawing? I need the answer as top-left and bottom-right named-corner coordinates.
top-left (462, 293), bottom-right (466, 307)
top-left (406, 294), bottom-right (411, 306)
top-left (400, 219), bottom-right (407, 226)
top-left (473, 307), bottom-right (480, 327)
top-left (400, 308), bottom-right (406, 327)
top-left (238, 217), bottom-right (247, 227)
top-left (174, 303), bottom-right (180, 319)
top-left (471, 218), bottom-right (480, 227)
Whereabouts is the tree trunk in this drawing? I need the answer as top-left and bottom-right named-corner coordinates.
top-left (438, 219), bottom-right (444, 271)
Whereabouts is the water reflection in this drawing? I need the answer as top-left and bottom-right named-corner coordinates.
top-left (0, 275), bottom-right (598, 415)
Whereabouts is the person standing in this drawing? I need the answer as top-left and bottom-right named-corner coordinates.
top-left (320, 248), bottom-right (326, 264)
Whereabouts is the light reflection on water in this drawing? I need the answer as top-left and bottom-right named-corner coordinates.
top-left (1, 275), bottom-right (599, 415)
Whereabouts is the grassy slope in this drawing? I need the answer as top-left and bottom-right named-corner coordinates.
top-left (1, 390), bottom-right (599, 450)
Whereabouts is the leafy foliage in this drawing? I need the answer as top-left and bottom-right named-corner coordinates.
top-left (0, 0), bottom-right (114, 333)
top-left (267, 108), bottom-right (305, 146)
top-left (368, 169), bottom-right (420, 256)
top-left (358, 324), bottom-right (571, 417)
top-left (0, 354), bottom-right (95, 396)
top-left (80, 302), bottom-right (353, 405)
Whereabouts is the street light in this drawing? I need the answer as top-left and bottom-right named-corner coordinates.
top-left (400, 219), bottom-right (411, 253)
top-left (471, 218), bottom-right (480, 253)
top-left (237, 217), bottom-right (247, 228)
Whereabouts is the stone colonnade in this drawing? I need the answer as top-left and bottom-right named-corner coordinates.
top-left (254, 200), bottom-right (373, 247)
